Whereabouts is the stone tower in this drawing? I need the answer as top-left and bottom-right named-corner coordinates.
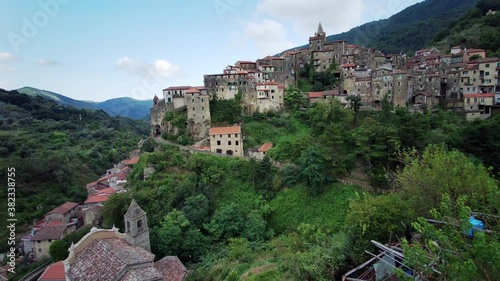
top-left (124, 199), bottom-right (151, 251)
top-left (316, 22), bottom-right (325, 37)
top-left (309, 22), bottom-right (326, 52)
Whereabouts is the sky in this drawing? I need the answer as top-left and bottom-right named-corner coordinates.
top-left (0, 0), bottom-right (421, 102)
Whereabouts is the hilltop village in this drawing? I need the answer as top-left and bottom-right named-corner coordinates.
top-left (151, 23), bottom-right (500, 157)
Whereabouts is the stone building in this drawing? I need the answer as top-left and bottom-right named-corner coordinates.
top-left (209, 126), bottom-right (243, 157)
top-left (63, 199), bottom-right (187, 281)
top-left (185, 87), bottom-right (211, 140)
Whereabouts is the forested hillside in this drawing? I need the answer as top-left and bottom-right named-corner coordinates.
top-left (101, 95), bottom-right (500, 280)
top-left (17, 86), bottom-right (152, 119)
top-left (287, 0), bottom-right (478, 55)
top-left (431, 0), bottom-right (500, 57)
top-left (0, 89), bottom-right (149, 251)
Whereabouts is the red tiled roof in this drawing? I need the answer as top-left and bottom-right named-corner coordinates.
top-left (346, 44), bottom-right (359, 48)
top-left (163, 86), bottom-right (192, 91)
top-left (342, 63), bottom-right (356, 68)
top-left (121, 156), bottom-right (139, 166)
top-left (154, 256), bottom-right (188, 281)
top-left (67, 238), bottom-right (156, 281)
top-left (209, 126), bottom-right (241, 135)
top-left (46, 202), bottom-right (79, 216)
top-left (464, 93), bottom-right (494, 98)
top-left (278, 85), bottom-right (285, 89)
top-left (185, 87), bottom-right (201, 94)
top-left (32, 225), bottom-right (67, 241)
top-left (308, 92), bottom-right (323, 98)
top-left (47, 220), bottom-right (65, 227)
top-left (97, 187), bottom-right (116, 195)
top-left (85, 194), bottom-right (111, 204)
top-left (258, 142), bottom-right (273, 152)
top-left (309, 36), bottom-right (323, 41)
top-left (39, 261), bottom-right (65, 281)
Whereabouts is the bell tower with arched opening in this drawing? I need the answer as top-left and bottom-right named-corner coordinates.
top-left (124, 199), bottom-right (151, 251)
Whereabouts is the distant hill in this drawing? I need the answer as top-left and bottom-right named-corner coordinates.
top-left (287, 0), bottom-right (478, 55)
top-left (16, 86), bottom-right (152, 120)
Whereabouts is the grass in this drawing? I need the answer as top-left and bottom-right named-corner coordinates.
top-left (269, 183), bottom-right (360, 234)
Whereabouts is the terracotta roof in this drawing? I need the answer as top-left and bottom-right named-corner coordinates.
top-left (258, 142), bottom-right (273, 152)
top-left (464, 93), bottom-right (494, 98)
top-left (308, 92), bottom-right (323, 98)
top-left (323, 90), bottom-right (339, 96)
top-left (278, 85), bottom-right (285, 89)
top-left (163, 86), bottom-right (192, 91)
top-left (309, 36), bottom-right (323, 40)
top-left (209, 126), bottom-right (241, 135)
top-left (46, 220), bottom-right (65, 227)
top-left (67, 238), bottom-right (156, 281)
top-left (32, 225), bottom-right (66, 241)
top-left (121, 156), bottom-right (139, 166)
top-left (85, 194), bottom-right (110, 204)
top-left (465, 64), bottom-right (479, 70)
top-left (39, 261), bottom-right (65, 281)
top-left (476, 57), bottom-right (499, 63)
top-left (346, 44), bottom-right (359, 48)
top-left (185, 87), bottom-right (201, 94)
top-left (46, 202), bottom-right (79, 216)
top-left (342, 63), bottom-right (356, 68)
top-left (154, 256), bottom-right (188, 281)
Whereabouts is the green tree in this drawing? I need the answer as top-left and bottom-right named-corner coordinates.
top-left (153, 210), bottom-right (210, 261)
top-left (284, 224), bottom-right (348, 281)
top-left (296, 145), bottom-right (329, 195)
top-left (101, 194), bottom-right (130, 230)
top-left (181, 194), bottom-right (210, 228)
top-left (346, 95), bottom-right (362, 125)
top-left (401, 194), bottom-right (500, 281)
top-left (284, 86), bottom-right (306, 111)
top-left (344, 193), bottom-right (415, 261)
top-left (395, 144), bottom-right (499, 217)
top-left (49, 226), bottom-right (91, 261)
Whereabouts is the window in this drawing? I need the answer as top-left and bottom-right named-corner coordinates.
top-left (202, 107), bottom-right (204, 111)
top-left (486, 64), bottom-right (490, 67)
top-left (212, 135), bottom-right (215, 138)
top-left (39, 248), bottom-right (41, 252)
top-left (234, 134), bottom-right (238, 137)
top-left (201, 98), bottom-right (204, 103)
top-left (228, 134), bottom-right (231, 138)
top-left (192, 98), bottom-right (194, 103)
top-left (193, 107), bottom-right (195, 111)
top-left (217, 140), bottom-right (221, 145)
top-left (49, 239), bottom-right (52, 243)
top-left (486, 72), bottom-right (490, 76)
top-left (236, 141), bottom-right (239, 145)
top-left (228, 141), bottom-right (232, 145)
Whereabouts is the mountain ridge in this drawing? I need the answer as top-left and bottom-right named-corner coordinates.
top-left (15, 86), bottom-right (152, 120)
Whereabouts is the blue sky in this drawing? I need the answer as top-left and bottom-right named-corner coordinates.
top-left (0, 0), bottom-right (421, 101)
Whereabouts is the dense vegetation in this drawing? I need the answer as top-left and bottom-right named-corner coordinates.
top-left (0, 89), bottom-right (148, 252)
top-left (431, 0), bottom-right (500, 57)
top-left (100, 90), bottom-right (499, 280)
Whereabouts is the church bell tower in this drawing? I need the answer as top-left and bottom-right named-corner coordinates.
top-left (124, 199), bottom-right (151, 251)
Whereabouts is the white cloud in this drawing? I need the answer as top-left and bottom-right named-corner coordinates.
top-left (0, 52), bottom-right (15, 61)
top-left (116, 57), bottom-right (179, 78)
top-left (256, 0), bottom-right (364, 35)
top-left (243, 19), bottom-right (295, 56)
top-left (37, 58), bottom-right (58, 66)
